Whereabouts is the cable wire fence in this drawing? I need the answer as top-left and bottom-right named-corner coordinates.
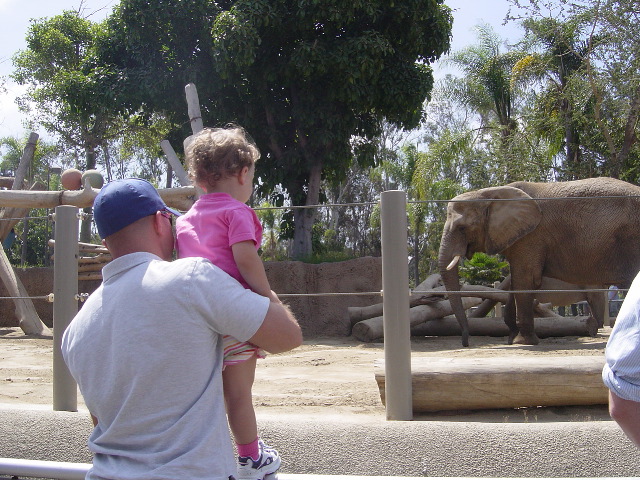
top-left (1, 191), bottom-right (636, 301)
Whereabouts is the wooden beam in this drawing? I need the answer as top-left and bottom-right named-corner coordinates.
top-left (374, 356), bottom-right (608, 413)
top-left (0, 183), bottom-right (195, 211)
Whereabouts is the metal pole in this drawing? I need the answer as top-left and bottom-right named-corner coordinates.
top-left (380, 190), bottom-right (412, 420)
top-left (53, 206), bottom-right (79, 411)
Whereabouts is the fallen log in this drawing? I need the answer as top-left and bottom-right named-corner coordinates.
top-left (374, 356), bottom-right (608, 413)
top-left (348, 294), bottom-right (441, 326)
top-left (352, 297), bottom-right (482, 342)
top-left (348, 274), bottom-right (444, 325)
top-left (469, 277), bottom-right (511, 318)
top-left (410, 315), bottom-right (598, 338)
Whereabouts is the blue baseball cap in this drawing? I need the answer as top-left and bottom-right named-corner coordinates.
top-left (93, 178), bottom-right (181, 238)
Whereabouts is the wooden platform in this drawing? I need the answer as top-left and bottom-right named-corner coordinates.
top-left (374, 356), bottom-right (608, 413)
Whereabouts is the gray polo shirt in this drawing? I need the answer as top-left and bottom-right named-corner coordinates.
top-left (62, 252), bottom-right (268, 480)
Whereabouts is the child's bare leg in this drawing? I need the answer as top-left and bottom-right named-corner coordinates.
top-left (223, 355), bottom-right (258, 445)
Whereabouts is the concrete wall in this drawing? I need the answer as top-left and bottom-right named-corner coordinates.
top-left (0, 257), bottom-right (382, 337)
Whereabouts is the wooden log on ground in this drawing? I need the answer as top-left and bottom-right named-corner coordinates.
top-left (352, 297), bottom-right (482, 342)
top-left (410, 315), bottom-right (599, 338)
top-left (374, 356), bottom-right (608, 413)
top-left (348, 274), bottom-right (444, 325)
top-left (469, 277), bottom-right (511, 318)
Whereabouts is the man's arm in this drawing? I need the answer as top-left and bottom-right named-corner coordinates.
top-left (249, 301), bottom-right (302, 354)
top-left (609, 391), bottom-right (640, 448)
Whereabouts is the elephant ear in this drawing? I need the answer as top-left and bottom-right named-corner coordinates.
top-left (483, 186), bottom-right (542, 255)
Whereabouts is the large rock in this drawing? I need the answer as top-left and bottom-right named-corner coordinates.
top-left (0, 258), bottom-right (382, 337)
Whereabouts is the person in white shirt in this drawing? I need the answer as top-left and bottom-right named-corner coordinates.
top-left (62, 178), bottom-right (302, 479)
top-left (603, 275), bottom-right (640, 448)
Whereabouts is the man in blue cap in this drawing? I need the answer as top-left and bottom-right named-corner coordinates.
top-left (62, 178), bottom-right (302, 480)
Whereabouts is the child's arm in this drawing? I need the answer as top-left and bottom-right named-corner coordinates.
top-left (232, 240), bottom-right (279, 303)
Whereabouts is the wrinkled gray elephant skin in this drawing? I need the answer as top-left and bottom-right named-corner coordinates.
top-left (438, 177), bottom-right (639, 346)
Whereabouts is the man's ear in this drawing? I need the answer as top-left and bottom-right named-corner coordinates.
top-left (152, 211), bottom-right (164, 235)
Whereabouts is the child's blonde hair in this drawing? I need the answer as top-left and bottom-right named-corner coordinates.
top-left (185, 125), bottom-right (260, 189)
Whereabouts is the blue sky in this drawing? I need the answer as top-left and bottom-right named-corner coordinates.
top-left (0, 0), bottom-right (523, 140)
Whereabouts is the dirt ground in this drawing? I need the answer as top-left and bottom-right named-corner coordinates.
top-left (0, 326), bottom-right (613, 423)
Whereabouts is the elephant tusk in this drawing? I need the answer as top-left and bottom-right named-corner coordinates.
top-left (446, 255), bottom-right (461, 271)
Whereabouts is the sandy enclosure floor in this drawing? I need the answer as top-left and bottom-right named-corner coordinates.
top-left (0, 326), bottom-right (613, 423)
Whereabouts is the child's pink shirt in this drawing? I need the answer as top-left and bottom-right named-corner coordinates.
top-left (175, 192), bottom-right (263, 289)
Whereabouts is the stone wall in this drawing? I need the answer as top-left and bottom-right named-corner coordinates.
top-left (0, 257), bottom-right (382, 337)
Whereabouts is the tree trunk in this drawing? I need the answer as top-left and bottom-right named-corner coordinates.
top-left (291, 163), bottom-right (322, 259)
top-left (617, 84), bottom-right (640, 171)
top-left (80, 146), bottom-right (97, 243)
top-left (563, 99), bottom-right (581, 178)
top-left (413, 220), bottom-right (420, 287)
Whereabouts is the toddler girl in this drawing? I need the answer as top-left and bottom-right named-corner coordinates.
top-left (176, 125), bottom-right (281, 480)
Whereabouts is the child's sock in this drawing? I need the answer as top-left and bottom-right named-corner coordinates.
top-left (237, 437), bottom-right (260, 461)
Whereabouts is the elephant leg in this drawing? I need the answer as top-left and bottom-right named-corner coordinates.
top-left (503, 294), bottom-right (518, 344)
top-left (587, 291), bottom-right (606, 329)
top-left (513, 292), bottom-right (540, 345)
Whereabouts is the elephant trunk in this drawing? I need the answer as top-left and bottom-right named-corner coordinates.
top-left (439, 250), bottom-right (470, 347)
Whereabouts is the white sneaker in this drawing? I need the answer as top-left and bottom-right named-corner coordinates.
top-left (237, 441), bottom-right (281, 480)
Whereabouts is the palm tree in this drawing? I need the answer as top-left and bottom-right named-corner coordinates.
top-left (513, 17), bottom-right (592, 179)
top-left (444, 24), bottom-right (525, 181)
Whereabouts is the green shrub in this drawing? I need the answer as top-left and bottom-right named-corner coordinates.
top-left (458, 252), bottom-right (509, 286)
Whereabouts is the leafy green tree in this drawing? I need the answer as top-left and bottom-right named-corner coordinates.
top-left (510, 0), bottom-right (640, 180)
top-left (585, 0), bottom-right (640, 179)
top-left (10, 11), bottom-right (174, 240)
top-left (0, 135), bottom-right (60, 181)
top-left (12, 11), bottom-right (115, 242)
top-left (255, 201), bottom-right (287, 261)
top-left (5, 208), bottom-right (52, 268)
top-left (12, 12), bottom-right (111, 172)
top-left (98, 0), bottom-right (453, 258)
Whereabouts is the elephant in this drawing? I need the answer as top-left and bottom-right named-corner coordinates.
top-left (438, 177), bottom-right (640, 347)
